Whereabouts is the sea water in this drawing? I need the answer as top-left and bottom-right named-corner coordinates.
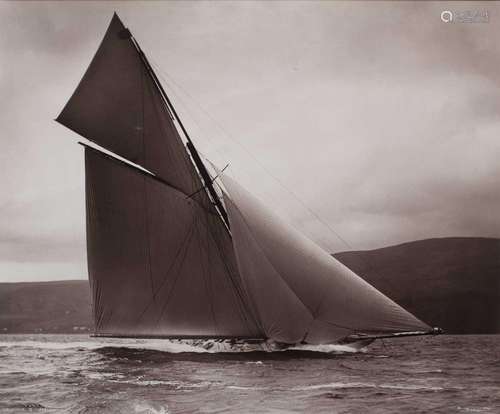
top-left (0, 334), bottom-right (498, 413)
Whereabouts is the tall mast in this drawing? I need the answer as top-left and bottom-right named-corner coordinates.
top-left (121, 28), bottom-right (230, 229)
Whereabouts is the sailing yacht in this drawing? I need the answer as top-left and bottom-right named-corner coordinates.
top-left (57, 14), bottom-right (440, 351)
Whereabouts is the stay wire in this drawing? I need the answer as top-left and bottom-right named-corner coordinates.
top-left (148, 58), bottom-right (351, 252)
top-left (146, 54), bottom-right (400, 303)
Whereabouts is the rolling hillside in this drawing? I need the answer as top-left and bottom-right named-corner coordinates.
top-left (334, 237), bottom-right (500, 334)
top-left (0, 237), bottom-right (498, 334)
top-left (0, 280), bottom-right (91, 334)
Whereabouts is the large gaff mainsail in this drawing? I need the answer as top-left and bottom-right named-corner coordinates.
top-left (57, 14), bottom-right (262, 338)
top-left (219, 174), bottom-right (431, 344)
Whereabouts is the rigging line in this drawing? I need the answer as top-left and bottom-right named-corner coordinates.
top-left (86, 172), bottom-right (97, 325)
top-left (202, 210), bottom-right (261, 333)
top-left (141, 59), bottom-right (202, 199)
top-left (142, 176), bottom-right (156, 300)
top-left (196, 210), bottom-right (256, 335)
top-left (149, 61), bottom-right (397, 294)
top-left (223, 195), bottom-right (317, 322)
top-left (185, 164), bottom-right (229, 200)
top-left (156, 217), bottom-right (198, 326)
top-left (321, 319), bottom-right (360, 334)
top-left (105, 310), bottom-right (114, 331)
top-left (93, 281), bottom-right (101, 329)
top-left (140, 66), bottom-right (156, 300)
top-left (194, 213), bottom-right (218, 335)
top-left (148, 60), bottom-right (352, 251)
top-left (146, 64), bottom-right (229, 166)
top-left (88, 176), bottom-right (106, 332)
top-left (81, 143), bottom-right (220, 221)
top-left (129, 35), bottom-right (230, 230)
top-left (135, 214), bottom-right (198, 324)
top-left (222, 191), bottom-right (366, 337)
top-left (138, 51), bottom-right (198, 192)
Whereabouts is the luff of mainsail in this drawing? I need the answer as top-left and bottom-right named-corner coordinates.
top-left (219, 173), bottom-right (431, 344)
top-left (57, 14), bottom-right (262, 339)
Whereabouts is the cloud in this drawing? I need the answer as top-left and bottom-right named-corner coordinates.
top-left (1, 1), bottom-right (499, 280)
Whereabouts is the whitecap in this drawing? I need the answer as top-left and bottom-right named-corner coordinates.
top-left (134, 402), bottom-right (170, 414)
top-left (109, 378), bottom-right (212, 390)
top-left (293, 382), bottom-right (444, 391)
top-left (227, 385), bottom-right (268, 391)
top-left (0, 337), bottom-right (368, 354)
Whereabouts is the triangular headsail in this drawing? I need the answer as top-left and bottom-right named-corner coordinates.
top-left (57, 13), bottom-right (203, 198)
top-left (219, 172), bottom-right (431, 344)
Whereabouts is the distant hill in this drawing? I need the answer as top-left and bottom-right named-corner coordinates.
top-left (0, 280), bottom-right (91, 334)
top-left (334, 237), bottom-right (500, 334)
top-left (0, 237), bottom-right (498, 334)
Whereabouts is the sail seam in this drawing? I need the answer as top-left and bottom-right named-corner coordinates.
top-left (156, 218), bottom-right (198, 325)
top-left (129, 32), bottom-right (230, 230)
top-left (139, 67), bottom-right (156, 300)
top-left (142, 176), bottom-right (156, 300)
top-left (202, 212), bottom-right (217, 334)
top-left (224, 191), bottom-right (385, 339)
top-left (135, 214), bottom-right (198, 324)
top-left (224, 196), bottom-right (315, 336)
top-left (203, 218), bottom-right (263, 335)
top-left (225, 199), bottom-right (374, 337)
top-left (85, 160), bottom-right (98, 332)
top-left (195, 216), bottom-right (219, 336)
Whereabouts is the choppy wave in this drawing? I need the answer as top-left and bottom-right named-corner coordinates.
top-left (0, 337), bottom-right (366, 354)
top-left (293, 382), bottom-right (446, 392)
top-left (289, 343), bottom-right (368, 354)
top-left (133, 403), bottom-right (169, 414)
top-left (0, 339), bottom-right (202, 353)
top-left (1, 334), bottom-right (498, 414)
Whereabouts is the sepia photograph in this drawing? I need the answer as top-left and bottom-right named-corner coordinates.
top-left (0, 1), bottom-right (499, 413)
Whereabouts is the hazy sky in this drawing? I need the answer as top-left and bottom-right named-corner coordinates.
top-left (1, 1), bottom-right (499, 282)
